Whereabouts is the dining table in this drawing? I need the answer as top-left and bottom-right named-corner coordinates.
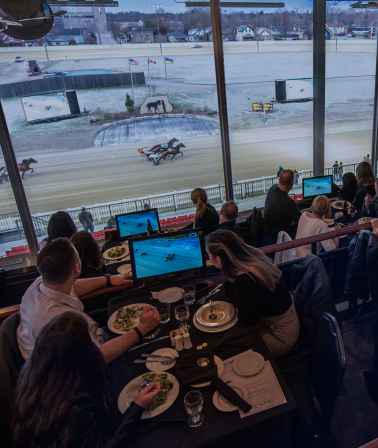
top-left (107, 273), bottom-right (313, 448)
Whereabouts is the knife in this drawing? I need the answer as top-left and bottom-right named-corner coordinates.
top-left (127, 335), bottom-right (169, 351)
top-left (141, 353), bottom-right (174, 360)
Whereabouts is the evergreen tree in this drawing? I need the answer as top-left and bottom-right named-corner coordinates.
top-left (125, 94), bottom-right (134, 112)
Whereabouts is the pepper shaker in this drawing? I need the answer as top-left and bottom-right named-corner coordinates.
top-left (183, 332), bottom-right (192, 349)
top-left (174, 334), bottom-right (184, 351)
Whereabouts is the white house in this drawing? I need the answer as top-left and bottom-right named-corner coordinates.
top-left (235, 25), bottom-right (254, 41)
top-left (326, 22), bottom-right (345, 36)
top-left (255, 27), bottom-right (272, 41)
top-left (51, 37), bottom-right (70, 46)
top-left (188, 29), bottom-right (206, 42)
top-left (167, 31), bottom-right (188, 43)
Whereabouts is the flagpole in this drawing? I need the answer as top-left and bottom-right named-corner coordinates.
top-left (164, 58), bottom-right (170, 102)
top-left (129, 58), bottom-right (135, 103)
top-left (148, 58), bottom-right (152, 97)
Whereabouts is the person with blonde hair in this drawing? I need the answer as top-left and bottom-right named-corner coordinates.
top-left (354, 161), bottom-right (376, 211)
top-left (182, 187), bottom-right (219, 235)
top-left (295, 195), bottom-right (341, 259)
top-left (206, 229), bottom-right (300, 357)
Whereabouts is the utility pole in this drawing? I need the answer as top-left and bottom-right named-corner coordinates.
top-left (256, 9), bottom-right (259, 52)
top-left (43, 37), bottom-right (49, 60)
top-left (150, 4), bottom-right (163, 56)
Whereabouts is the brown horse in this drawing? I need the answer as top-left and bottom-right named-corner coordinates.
top-left (161, 143), bottom-right (186, 162)
top-left (18, 158), bottom-right (38, 179)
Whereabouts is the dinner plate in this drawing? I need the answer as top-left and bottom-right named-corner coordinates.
top-left (191, 356), bottom-right (224, 387)
top-left (323, 219), bottom-right (335, 226)
top-left (193, 311), bottom-right (238, 333)
top-left (103, 245), bottom-right (129, 261)
top-left (212, 381), bottom-right (249, 412)
top-left (151, 287), bottom-right (183, 303)
top-left (358, 217), bottom-right (374, 225)
top-left (117, 264), bottom-right (132, 276)
top-left (107, 303), bottom-right (149, 335)
top-left (331, 200), bottom-right (351, 210)
top-left (118, 372), bottom-right (179, 419)
top-left (146, 348), bottom-right (179, 373)
top-left (232, 352), bottom-right (265, 377)
top-left (328, 227), bottom-right (348, 239)
top-left (195, 302), bottom-right (235, 327)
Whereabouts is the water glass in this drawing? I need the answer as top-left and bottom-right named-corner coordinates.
top-left (184, 390), bottom-right (204, 427)
top-left (182, 285), bottom-right (196, 306)
top-left (174, 305), bottom-right (190, 329)
top-left (156, 302), bottom-right (170, 324)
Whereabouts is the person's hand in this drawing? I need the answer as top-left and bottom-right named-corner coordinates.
top-left (372, 218), bottom-right (378, 235)
top-left (134, 383), bottom-right (161, 409)
top-left (137, 305), bottom-right (160, 335)
top-left (110, 275), bottom-right (134, 286)
top-left (335, 223), bottom-right (342, 230)
top-left (365, 193), bottom-right (373, 209)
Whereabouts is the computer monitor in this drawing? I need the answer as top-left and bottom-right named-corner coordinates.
top-left (115, 209), bottom-right (161, 240)
top-left (302, 175), bottom-right (333, 199)
top-left (128, 229), bottom-right (206, 284)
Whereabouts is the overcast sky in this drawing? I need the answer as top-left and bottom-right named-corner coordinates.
top-left (106, 0), bottom-right (316, 14)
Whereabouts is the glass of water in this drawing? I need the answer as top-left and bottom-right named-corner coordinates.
top-left (182, 285), bottom-right (196, 306)
top-left (184, 390), bottom-right (204, 427)
top-left (156, 302), bottom-right (170, 324)
top-left (174, 305), bottom-right (190, 329)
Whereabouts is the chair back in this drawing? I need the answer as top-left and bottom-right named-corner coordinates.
top-left (312, 312), bottom-right (346, 427)
top-left (274, 232), bottom-right (297, 265)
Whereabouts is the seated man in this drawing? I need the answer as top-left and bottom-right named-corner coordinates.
top-left (217, 201), bottom-right (241, 236)
top-left (17, 238), bottom-right (159, 363)
top-left (264, 169), bottom-right (301, 243)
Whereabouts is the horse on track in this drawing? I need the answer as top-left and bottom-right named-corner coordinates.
top-left (18, 158), bottom-right (38, 179)
top-left (161, 143), bottom-right (186, 162)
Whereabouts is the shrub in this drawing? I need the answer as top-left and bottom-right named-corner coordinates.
top-left (208, 110), bottom-right (217, 115)
top-left (125, 93), bottom-right (134, 112)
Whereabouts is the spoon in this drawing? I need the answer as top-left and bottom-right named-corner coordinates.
top-left (208, 299), bottom-right (217, 321)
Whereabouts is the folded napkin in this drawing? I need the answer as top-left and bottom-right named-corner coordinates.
top-left (214, 324), bottom-right (259, 353)
top-left (212, 377), bottom-right (252, 414)
top-left (175, 351), bottom-right (217, 387)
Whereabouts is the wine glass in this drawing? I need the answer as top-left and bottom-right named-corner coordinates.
top-left (174, 305), bottom-right (190, 329)
top-left (184, 390), bottom-right (204, 427)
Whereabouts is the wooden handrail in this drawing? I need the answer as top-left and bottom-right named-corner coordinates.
top-left (260, 221), bottom-right (373, 255)
top-left (0, 305), bottom-right (20, 320)
top-left (80, 283), bottom-right (134, 300)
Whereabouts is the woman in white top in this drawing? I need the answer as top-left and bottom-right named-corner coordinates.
top-left (296, 195), bottom-right (341, 259)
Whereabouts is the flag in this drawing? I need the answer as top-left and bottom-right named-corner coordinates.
top-left (130, 59), bottom-right (138, 65)
top-left (165, 58), bottom-right (174, 64)
top-left (148, 59), bottom-right (156, 64)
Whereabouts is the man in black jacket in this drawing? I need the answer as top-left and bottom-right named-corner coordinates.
top-left (264, 169), bottom-right (301, 243)
top-left (217, 201), bottom-right (241, 236)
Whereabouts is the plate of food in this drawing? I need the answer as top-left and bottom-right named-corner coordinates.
top-left (323, 218), bottom-right (335, 225)
top-left (118, 372), bottom-right (179, 419)
top-left (331, 200), bottom-right (351, 210)
top-left (117, 264), bottom-right (132, 276)
top-left (103, 245), bottom-right (129, 261)
top-left (191, 355), bottom-right (224, 387)
top-left (212, 380), bottom-right (249, 412)
top-left (358, 217), bottom-right (374, 225)
top-left (195, 302), bottom-right (235, 327)
top-left (108, 303), bottom-right (149, 334)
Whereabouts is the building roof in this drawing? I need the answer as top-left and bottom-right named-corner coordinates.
top-left (327, 22), bottom-right (344, 27)
top-left (132, 27), bottom-right (152, 32)
top-left (205, 26), bottom-right (212, 34)
top-left (58, 29), bottom-right (83, 36)
top-left (255, 27), bottom-right (272, 35)
top-left (52, 36), bottom-right (72, 42)
top-left (237, 25), bottom-right (252, 32)
top-left (168, 30), bottom-right (188, 38)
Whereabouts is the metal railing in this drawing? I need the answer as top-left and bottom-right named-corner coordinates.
top-left (0, 161), bottom-right (361, 238)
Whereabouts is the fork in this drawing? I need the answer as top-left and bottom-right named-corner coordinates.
top-left (138, 377), bottom-right (149, 387)
top-left (143, 328), bottom-right (161, 340)
top-left (197, 284), bottom-right (222, 305)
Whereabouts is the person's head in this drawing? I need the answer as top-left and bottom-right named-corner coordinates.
top-left (191, 188), bottom-right (208, 224)
top-left (81, 206), bottom-right (86, 211)
top-left (335, 161), bottom-right (338, 164)
top-left (206, 229), bottom-right (281, 291)
top-left (70, 231), bottom-right (103, 271)
top-left (143, 203), bottom-right (151, 210)
top-left (278, 169), bottom-right (294, 192)
top-left (11, 312), bottom-right (112, 448)
top-left (37, 238), bottom-right (80, 286)
top-left (46, 211), bottom-right (77, 244)
top-left (356, 161), bottom-right (375, 187)
top-left (311, 195), bottom-right (331, 216)
top-left (219, 201), bottom-right (238, 223)
top-left (342, 172), bottom-right (356, 189)
top-left (340, 161), bottom-right (343, 165)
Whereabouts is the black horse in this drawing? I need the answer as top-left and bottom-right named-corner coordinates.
top-left (146, 99), bottom-right (166, 113)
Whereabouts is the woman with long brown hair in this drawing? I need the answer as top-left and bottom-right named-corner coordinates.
top-left (71, 231), bottom-right (104, 279)
top-left (182, 188), bottom-right (219, 235)
top-left (354, 162), bottom-right (376, 211)
top-left (206, 230), bottom-right (300, 357)
top-left (11, 312), bottom-right (161, 448)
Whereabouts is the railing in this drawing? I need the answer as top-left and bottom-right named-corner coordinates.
top-left (0, 161), bottom-right (360, 237)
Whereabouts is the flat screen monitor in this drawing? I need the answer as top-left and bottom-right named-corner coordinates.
top-left (302, 175), bottom-right (332, 199)
top-left (115, 209), bottom-right (161, 240)
top-left (128, 229), bottom-right (206, 284)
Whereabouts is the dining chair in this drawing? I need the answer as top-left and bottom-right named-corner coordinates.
top-left (274, 231), bottom-right (297, 265)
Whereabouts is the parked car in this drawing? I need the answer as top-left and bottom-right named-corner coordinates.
top-left (43, 70), bottom-right (67, 78)
top-left (189, 44), bottom-right (202, 48)
top-left (15, 56), bottom-right (24, 62)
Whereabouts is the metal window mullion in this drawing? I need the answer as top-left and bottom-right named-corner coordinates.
top-left (371, 37), bottom-right (378, 176)
top-left (0, 101), bottom-right (39, 257)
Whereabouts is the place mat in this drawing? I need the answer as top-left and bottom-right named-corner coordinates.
top-left (175, 351), bottom-right (217, 387)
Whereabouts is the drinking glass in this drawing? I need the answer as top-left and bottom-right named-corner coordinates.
top-left (156, 302), bottom-right (170, 324)
top-left (175, 305), bottom-right (190, 329)
top-left (184, 390), bottom-right (204, 427)
top-left (182, 285), bottom-right (196, 306)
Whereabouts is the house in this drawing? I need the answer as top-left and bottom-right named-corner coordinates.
top-left (205, 26), bottom-right (212, 42)
top-left (326, 22), bottom-right (345, 36)
top-left (57, 28), bottom-right (86, 44)
top-left (235, 25), bottom-right (254, 41)
top-left (153, 33), bottom-right (168, 43)
top-left (254, 27), bottom-right (272, 41)
top-left (188, 29), bottom-right (206, 42)
top-left (132, 27), bottom-right (153, 43)
top-left (298, 28), bottom-right (311, 40)
top-left (167, 30), bottom-right (188, 43)
top-left (51, 37), bottom-right (71, 46)
top-left (1, 35), bottom-right (24, 47)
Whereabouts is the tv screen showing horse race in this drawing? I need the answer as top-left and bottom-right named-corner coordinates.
top-left (129, 230), bottom-right (205, 282)
top-left (116, 209), bottom-right (160, 239)
top-left (21, 92), bottom-right (71, 122)
top-left (303, 175), bottom-right (332, 199)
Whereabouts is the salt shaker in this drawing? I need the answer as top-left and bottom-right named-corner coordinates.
top-left (183, 332), bottom-right (192, 349)
top-left (174, 334), bottom-right (184, 351)
top-left (170, 330), bottom-right (176, 347)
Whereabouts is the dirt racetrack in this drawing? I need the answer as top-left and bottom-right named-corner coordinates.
top-left (0, 120), bottom-right (372, 215)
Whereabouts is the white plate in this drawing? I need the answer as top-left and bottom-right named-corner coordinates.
top-left (117, 264), bottom-right (132, 276)
top-left (146, 348), bottom-right (179, 373)
top-left (323, 219), bottom-right (335, 226)
top-left (108, 303), bottom-right (149, 335)
top-left (195, 302), bottom-right (235, 327)
top-left (331, 200), bottom-right (351, 210)
top-left (191, 355), bottom-right (224, 387)
top-left (103, 245), bottom-right (129, 261)
top-left (358, 217), bottom-right (374, 225)
top-left (212, 380), bottom-right (249, 412)
top-left (152, 287), bottom-right (183, 303)
top-left (232, 352), bottom-right (265, 377)
top-left (193, 311), bottom-right (238, 333)
top-left (118, 372), bottom-right (179, 419)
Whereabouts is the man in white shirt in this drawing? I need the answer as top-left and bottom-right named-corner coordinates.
top-left (17, 238), bottom-right (160, 363)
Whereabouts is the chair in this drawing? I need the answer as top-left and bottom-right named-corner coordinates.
top-left (0, 312), bottom-right (25, 447)
top-left (274, 231), bottom-right (297, 265)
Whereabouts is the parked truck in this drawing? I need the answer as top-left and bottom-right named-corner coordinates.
top-left (27, 60), bottom-right (41, 76)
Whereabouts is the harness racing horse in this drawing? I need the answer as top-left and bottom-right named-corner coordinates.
top-left (18, 158), bottom-right (38, 179)
top-left (146, 99), bottom-right (165, 113)
top-left (150, 138), bottom-right (179, 154)
top-left (161, 143), bottom-right (186, 162)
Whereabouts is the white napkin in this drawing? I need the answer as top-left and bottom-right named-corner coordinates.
top-left (151, 287), bottom-right (183, 303)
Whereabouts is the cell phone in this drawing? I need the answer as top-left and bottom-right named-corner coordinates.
top-left (195, 279), bottom-right (214, 293)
